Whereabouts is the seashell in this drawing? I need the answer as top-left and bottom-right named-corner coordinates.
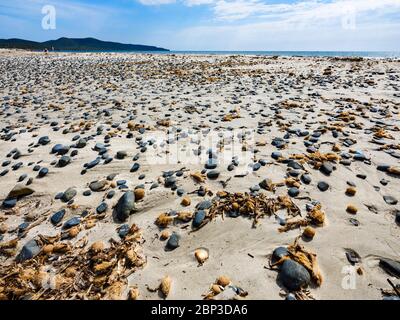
top-left (194, 247), bottom-right (209, 264)
top-left (191, 172), bottom-right (205, 183)
top-left (346, 205), bottom-right (358, 214)
top-left (128, 287), bottom-right (139, 300)
top-left (134, 188), bottom-right (145, 201)
top-left (53, 242), bottom-right (71, 253)
top-left (303, 226), bottom-right (316, 239)
top-left (216, 275), bottom-right (230, 287)
top-left (160, 230), bottom-right (171, 240)
top-left (160, 275), bottom-right (172, 298)
top-left (181, 197), bottom-right (191, 206)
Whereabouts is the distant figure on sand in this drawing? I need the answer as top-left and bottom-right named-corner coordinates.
top-left (44, 48), bottom-right (48, 54)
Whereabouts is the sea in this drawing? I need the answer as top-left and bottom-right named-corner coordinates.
top-left (64, 50), bottom-right (400, 58)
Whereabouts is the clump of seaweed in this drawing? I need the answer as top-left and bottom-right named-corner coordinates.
top-left (0, 224), bottom-right (145, 300)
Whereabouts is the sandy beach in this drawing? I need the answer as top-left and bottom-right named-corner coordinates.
top-left (0, 49), bottom-right (399, 300)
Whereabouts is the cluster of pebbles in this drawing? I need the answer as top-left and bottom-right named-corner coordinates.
top-left (0, 51), bottom-right (399, 300)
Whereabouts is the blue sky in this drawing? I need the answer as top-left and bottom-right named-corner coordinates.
top-left (0, 0), bottom-right (399, 50)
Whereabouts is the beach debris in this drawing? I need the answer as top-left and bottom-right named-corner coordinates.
top-left (194, 247), bottom-right (209, 265)
top-left (203, 276), bottom-right (247, 300)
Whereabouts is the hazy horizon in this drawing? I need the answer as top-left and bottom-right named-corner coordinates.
top-left (0, 0), bottom-right (399, 51)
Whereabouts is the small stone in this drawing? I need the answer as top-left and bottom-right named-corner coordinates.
top-left (317, 181), bottom-right (329, 192)
top-left (181, 197), bottom-right (191, 206)
top-left (196, 200), bottom-right (212, 210)
top-left (288, 187), bottom-right (299, 197)
top-left (50, 209), bottom-right (66, 225)
top-left (303, 226), bottom-right (316, 239)
top-left (300, 174), bottom-right (311, 184)
top-left (96, 202), bottom-right (108, 214)
top-left (346, 205), bottom-right (358, 214)
top-left (320, 162), bottom-right (333, 175)
top-left (63, 217), bottom-right (80, 229)
top-left (279, 259), bottom-right (311, 291)
top-left (61, 188), bottom-right (77, 202)
top-left (207, 170), bottom-right (220, 180)
top-left (193, 210), bottom-right (206, 228)
top-left (38, 167), bottom-right (48, 177)
top-left (383, 195), bottom-right (398, 205)
top-left (134, 188), bottom-right (145, 201)
top-left (89, 180), bottom-right (108, 192)
top-left (58, 155), bottom-right (71, 167)
top-left (345, 187), bottom-right (356, 196)
top-left (116, 150), bottom-right (127, 159)
top-left (7, 184), bottom-right (34, 199)
top-left (118, 224), bottom-right (130, 238)
top-left (166, 232), bottom-right (180, 250)
top-left (16, 239), bottom-right (41, 262)
top-left (115, 191), bottom-right (136, 221)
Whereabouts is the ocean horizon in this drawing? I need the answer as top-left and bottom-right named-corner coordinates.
top-left (56, 50), bottom-right (400, 58)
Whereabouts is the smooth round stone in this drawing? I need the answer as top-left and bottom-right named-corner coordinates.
top-left (90, 180), bottom-right (107, 191)
top-left (107, 173), bottom-right (117, 181)
top-left (83, 190), bottom-right (91, 196)
top-left (130, 163), bottom-right (140, 172)
top-left (288, 187), bottom-right (300, 197)
top-left (317, 181), bottom-right (329, 192)
top-left (253, 163), bottom-right (261, 171)
top-left (320, 162), bottom-right (333, 175)
top-left (250, 185), bottom-right (260, 192)
top-left (86, 158), bottom-right (100, 169)
top-left (286, 293), bottom-right (297, 300)
top-left (395, 211), bottom-right (400, 225)
top-left (288, 169), bottom-right (301, 177)
top-left (164, 176), bottom-right (176, 188)
top-left (175, 171), bottom-right (184, 177)
top-left (196, 200), bottom-right (212, 210)
top-left (116, 151), bottom-right (127, 159)
top-left (272, 247), bottom-right (289, 264)
top-left (52, 144), bottom-right (69, 155)
top-left (227, 164), bottom-right (235, 171)
top-left (61, 188), bottom-right (77, 202)
top-left (356, 174), bottom-right (367, 179)
top-left (259, 159), bottom-right (268, 166)
top-left (301, 174), bottom-right (311, 184)
top-left (118, 224), bottom-right (130, 238)
top-left (287, 160), bottom-right (303, 170)
top-left (192, 210), bottom-right (206, 228)
top-left (279, 259), bottom-right (311, 291)
top-left (63, 217), bottom-right (80, 229)
top-left (353, 152), bottom-right (366, 161)
top-left (107, 190), bottom-right (115, 199)
top-left (58, 156), bottom-right (71, 167)
top-left (205, 158), bottom-right (218, 169)
top-left (150, 183), bottom-right (159, 190)
top-left (340, 159), bottom-right (352, 166)
top-left (138, 174), bottom-right (145, 180)
top-left (38, 136), bottom-right (50, 145)
top-left (0, 169), bottom-right (9, 176)
top-left (176, 188), bottom-right (185, 196)
top-left (50, 209), bottom-right (66, 225)
top-left (383, 195), bottom-right (398, 205)
top-left (377, 164), bottom-right (390, 172)
top-left (38, 167), bottom-right (48, 177)
top-left (16, 239), bottom-right (41, 262)
top-left (18, 173), bottom-right (27, 182)
top-left (76, 139), bottom-right (87, 148)
top-left (207, 170), bottom-right (220, 180)
top-left (271, 151), bottom-right (282, 160)
top-left (55, 192), bottom-right (64, 200)
top-left (115, 191), bottom-right (136, 221)
top-left (2, 198), bottom-right (17, 208)
top-left (70, 150), bottom-right (78, 157)
top-left (166, 232), bottom-right (180, 250)
top-left (96, 202), bottom-right (108, 214)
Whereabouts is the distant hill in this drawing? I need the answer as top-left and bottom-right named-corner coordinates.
top-left (0, 37), bottom-right (169, 52)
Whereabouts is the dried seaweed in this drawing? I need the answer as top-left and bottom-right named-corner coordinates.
top-left (0, 224), bottom-right (145, 300)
